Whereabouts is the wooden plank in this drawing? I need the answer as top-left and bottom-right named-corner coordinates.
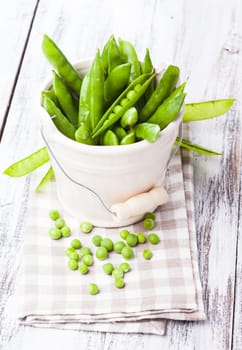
top-left (0, 0), bottom-right (39, 132)
top-left (0, 0), bottom-right (241, 349)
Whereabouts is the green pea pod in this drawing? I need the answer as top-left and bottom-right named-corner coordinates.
top-left (148, 83), bottom-right (186, 130)
top-left (78, 73), bottom-right (91, 127)
top-left (104, 63), bottom-right (131, 104)
top-left (120, 107), bottom-right (138, 129)
top-left (108, 36), bottom-right (123, 73)
top-left (135, 123), bottom-right (160, 143)
top-left (113, 126), bottom-right (127, 140)
top-left (183, 99), bottom-right (235, 122)
top-left (140, 65), bottom-right (180, 122)
top-left (141, 48), bottom-right (155, 100)
top-left (75, 123), bottom-right (96, 145)
top-left (42, 95), bottom-right (76, 140)
top-left (88, 50), bottom-right (105, 131)
top-left (35, 166), bottom-right (54, 192)
top-left (101, 35), bottom-right (113, 73)
top-left (178, 138), bottom-right (221, 156)
top-left (41, 90), bottom-right (59, 107)
top-left (42, 34), bottom-right (82, 96)
top-left (52, 71), bottom-right (78, 127)
top-left (92, 73), bottom-right (154, 137)
top-left (102, 130), bottom-right (119, 145)
top-left (3, 147), bottom-right (49, 177)
top-left (120, 131), bottom-right (136, 145)
top-left (119, 38), bottom-right (141, 82)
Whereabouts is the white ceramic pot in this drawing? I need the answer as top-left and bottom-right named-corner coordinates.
top-left (41, 60), bottom-right (183, 227)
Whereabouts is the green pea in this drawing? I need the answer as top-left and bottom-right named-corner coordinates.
top-left (114, 278), bottom-right (125, 289)
top-left (107, 112), bottom-right (115, 120)
top-left (103, 262), bottom-right (114, 275)
top-left (70, 238), bottom-right (81, 249)
top-left (113, 105), bottom-right (123, 114)
top-left (82, 254), bottom-right (93, 266)
top-left (69, 252), bottom-right (79, 261)
top-left (68, 259), bottom-right (78, 270)
top-left (61, 226), bottom-right (71, 237)
top-left (49, 210), bottom-right (60, 220)
top-left (92, 235), bottom-right (103, 247)
top-left (137, 232), bottom-right (146, 244)
top-left (121, 246), bottom-right (134, 260)
top-left (144, 212), bottom-right (156, 220)
top-left (119, 262), bottom-right (130, 273)
top-left (143, 218), bottom-right (155, 230)
top-left (101, 238), bottom-right (113, 252)
top-left (113, 241), bottom-right (126, 253)
top-left (126, 90), bottom-right (137, 100)
top-left (126, 233), bottom-right (138, 247)
top-left (120, 98), bottom-right (129, 106)
top-left (148, 233), bottom-right (160, 244)
top-left (79, 247), bottom-right (92, 257)
top-left (55, 218), bottom-right (65, 229)
top-left (79, 264), bottom-right (89, 275)
top-left (120, 229), bottom-right (130, 240)
top-left (65, 247), bottom-right (75, 257)
top-left (80, 221), bottom-right (93, 233)
top-left (143, 249), bottom-right (153, 260)
top-left (134, 84), bottom-right (142, 92)
top-left (112, 267), bottom-right (124, 279)
top-left (48, 227), bottom-right (61, 240)
top-left (96, 246), bottom-right (108, 260)
top-left (88, 283), bottom-right (99, 295)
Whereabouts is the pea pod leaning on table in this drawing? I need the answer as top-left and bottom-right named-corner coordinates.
top-left (3, 34), bottom-right (235, 191)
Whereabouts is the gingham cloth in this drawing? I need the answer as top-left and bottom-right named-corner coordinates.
top-left (17, 125), bottom-right (205, 335)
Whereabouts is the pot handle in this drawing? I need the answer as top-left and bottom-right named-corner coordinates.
top-left (110, 186), bottom-right (168, 222)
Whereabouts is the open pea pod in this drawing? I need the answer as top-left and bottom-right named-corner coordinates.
top-left (3, 147), bottom-right (49, 177)
top-left (35, 166), bottom-right (54, 192)
top-left (183, 99), bottom-right (235, 122)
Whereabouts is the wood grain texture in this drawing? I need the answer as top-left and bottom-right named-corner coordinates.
top-left (0, 0), bottom-right (241, 349)
top-left (0, 0), bottom-right (39, 133)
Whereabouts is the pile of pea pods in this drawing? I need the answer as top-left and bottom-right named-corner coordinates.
top-left (41, 34), bottom-right (185, 146)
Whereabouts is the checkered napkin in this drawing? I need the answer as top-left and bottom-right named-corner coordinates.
top-left (17, 125), bottom-right (205, 336)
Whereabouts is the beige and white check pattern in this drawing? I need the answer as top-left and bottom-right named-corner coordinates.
top-left (17, 125), bottom-right (206, 335)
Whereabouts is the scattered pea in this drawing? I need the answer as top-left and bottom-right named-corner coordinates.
top-left (68, 259), bottom-right (78, 270)
top-left (49, 227), bottom-right (61, 240)
top-left (79, 247), bottom-right (92, 257)
top-left (96, 246), bottom-right (108, 260)
top-left (79, 264), bottom-right (89, 275)
top-left (65, 247), bottom-right (75, 257)
top-left (88, 283), bottom-right (99, 295)
top-left (119, 262), bottom-right (131, 273)
top-left (70, 238), bottom-right (81, 249)
top-left (61, 226), bottom-right (71, 237)
top-left (137, 232), bottom-right (146, 244)
top-left (69, 251), bottom-right (79, 261)
top-left (121, 246), bottom-right (134, 260)
top-left (112, 267), bottom-right (124, 279)
top-left (92, 234), bottom-right (103, 247)
top-left (113, 241), bottom-right (126, 253)
top-left (82, 254), bottom-right (93, 266)
top-left (120, 229), bottom-right (129, 240)
top-left (103, 262), bottom-right (114, 275)
top-left (114, 278), bottom-right (125, 289)
top-left (101, 238), bottom-right (113, 252)
top-left (143, 218), bottom-right (155, 230)
top-left (49, 210), bottom-right (60, 221)
top-left (144, 212), bottom-right (156, 220)
top-left (80, 221), bottom-right (93, 233)
top-left (148, 233), bottom-right (160, 244)
top-left (55, 218), bottom-right (65, 229)
top-left (143, 249), bottom-right (153, 260)
top-left (126, 233), bottom-right (138, 247)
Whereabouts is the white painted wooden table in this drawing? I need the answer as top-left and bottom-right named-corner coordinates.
top-left (0, 0), bottom-right (241, 349)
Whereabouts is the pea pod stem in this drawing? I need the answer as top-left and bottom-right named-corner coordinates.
top-left (183, 99), bottom-right (235, 122)
top-left (3, 147), bottom-right (49, 177)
